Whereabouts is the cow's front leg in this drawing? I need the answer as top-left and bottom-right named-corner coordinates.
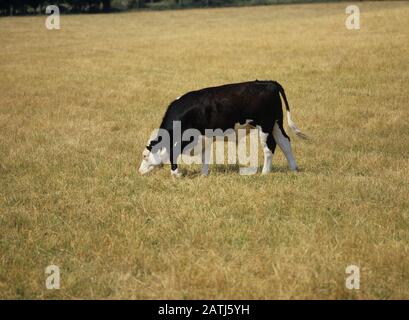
top-left (169, 145), bottom-right (182, 177)
top-left (258, 127), bottom-right (276, 174)
top-left (171, 165), bottom-right (181, 177)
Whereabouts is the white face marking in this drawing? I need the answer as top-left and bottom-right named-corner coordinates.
top-left (138, 148), bottom-right (163, 175)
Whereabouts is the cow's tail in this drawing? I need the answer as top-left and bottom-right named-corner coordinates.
top-left (275, 82), bottom-right (308, 140)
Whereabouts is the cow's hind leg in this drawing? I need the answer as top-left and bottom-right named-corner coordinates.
top-left (258, 126), bottom-right (276, 174)
top-left (272, 121), bottom-right (298, 171)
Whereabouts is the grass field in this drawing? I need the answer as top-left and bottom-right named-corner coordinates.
top-left (1, 1), bottom-right (409, 299)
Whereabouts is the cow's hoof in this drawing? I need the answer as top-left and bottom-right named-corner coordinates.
top-left (171, 169), bottom-right (182, 178)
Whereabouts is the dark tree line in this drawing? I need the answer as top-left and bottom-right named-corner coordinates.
top-left (0, 0), bottom-right (113, 15)
top-left (0, 0), bottom-right (312, 15)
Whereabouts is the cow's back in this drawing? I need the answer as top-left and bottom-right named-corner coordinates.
top-left (159, 80), bottom-right (280, 132)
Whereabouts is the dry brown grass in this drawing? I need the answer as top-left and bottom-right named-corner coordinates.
top-left (0, 1), bottom-right (409, 299)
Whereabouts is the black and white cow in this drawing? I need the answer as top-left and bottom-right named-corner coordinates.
top-left (138, 80), bottom-right (307, 176)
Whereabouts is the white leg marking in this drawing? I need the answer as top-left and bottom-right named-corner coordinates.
top-left (273, 122), bottom-right (298, 171)
top-left (258, 126), bottom-right (273, 174)
top-left (171, 168), bottom-right (182, 178)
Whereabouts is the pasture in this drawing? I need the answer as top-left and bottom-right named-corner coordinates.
top-left (0, 1), bottom-right (408, 299)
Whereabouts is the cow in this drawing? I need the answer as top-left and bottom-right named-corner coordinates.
top-left (138, 80), bottom-right (307, 177)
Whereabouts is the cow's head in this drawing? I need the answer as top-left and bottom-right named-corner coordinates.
top-left (138, 147), bottom-right (167, 175)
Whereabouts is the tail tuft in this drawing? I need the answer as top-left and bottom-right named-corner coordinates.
top-left (275, 81), bottom-right (308, 140)
top-left (286, 111), bottom-right (309, 140)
